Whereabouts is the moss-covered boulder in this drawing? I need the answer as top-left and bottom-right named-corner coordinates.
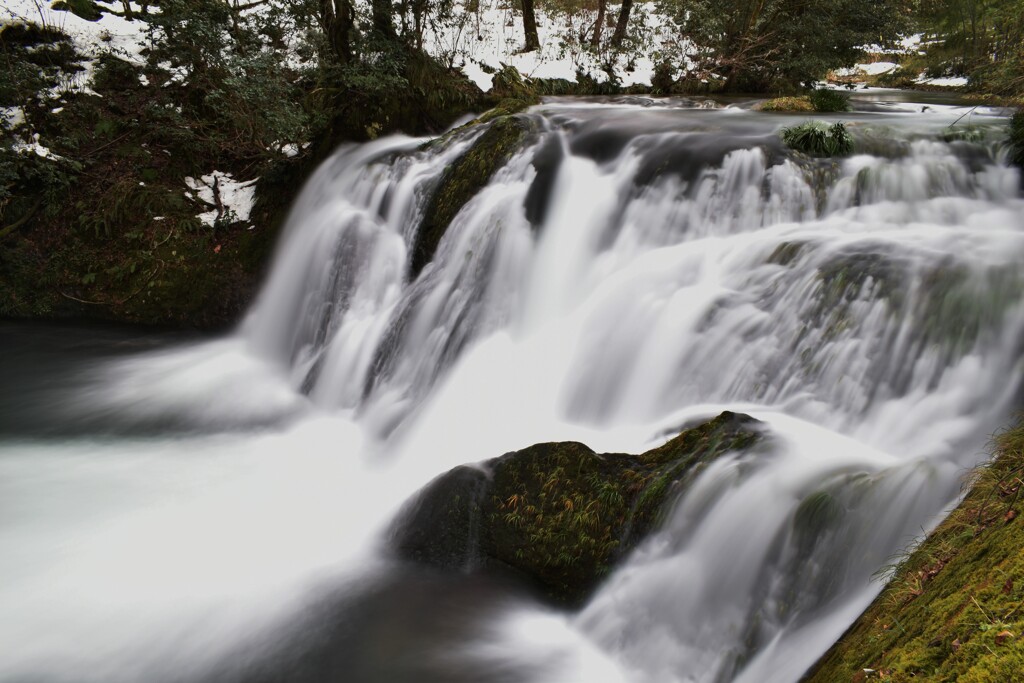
top-left (1010, 109), bottom-right (1024, 170)
top-left (758, 96), bottom-right (815, 112)
top-left (410, 115), bottom-right (536, 276)
top-left (803, 420), bottom-right (1024, 682)
top-left (485, 64), bottom-right (541, 115)
top-left (391, 411), bottom-right (764, 607)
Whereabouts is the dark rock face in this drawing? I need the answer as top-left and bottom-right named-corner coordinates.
top-left (391, 411), bottom-right (764, 607)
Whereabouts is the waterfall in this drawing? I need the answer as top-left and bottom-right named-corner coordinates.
top-left (1, 97), bottom-right (1022, 683)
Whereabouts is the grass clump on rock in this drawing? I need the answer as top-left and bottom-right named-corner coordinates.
top-left (782, 121), bottom-right (854, 157)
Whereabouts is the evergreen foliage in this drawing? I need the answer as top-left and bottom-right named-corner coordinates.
top-left (654, 0), bottom-right (910, 92)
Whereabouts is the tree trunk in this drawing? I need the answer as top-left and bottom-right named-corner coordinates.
top-left (611, 0), bottom-right (632, 48)
top-left (320, 0), bottom-right (354, 64)
top-left (372, 0), bottom-right (397, 39)
top-left (592, 0), bottom-right (606, 48)
top-left (522, 0), bottom-right (540, 52)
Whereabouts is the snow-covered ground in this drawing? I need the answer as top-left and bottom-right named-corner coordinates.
top-left (916, 75), bottom-right (969, 87)
top-left (426, 1), bottom-right (670, 91)
top-left (1, 0), bottom-right (150, 96)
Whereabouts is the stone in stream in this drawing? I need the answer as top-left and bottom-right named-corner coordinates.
top-left (390, 411), bottom-right (765, 608)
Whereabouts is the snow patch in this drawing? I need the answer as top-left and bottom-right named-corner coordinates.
top-left (834, 61), bottom-right (897, 78)
top-left (917, 75), bottom-right (969, 87)
top-left (13, 133), bottom-right (64, 160)
top-left (185, 172), bottom-right (258, 228)
top-left (1, 106), bottom-right (26, 128)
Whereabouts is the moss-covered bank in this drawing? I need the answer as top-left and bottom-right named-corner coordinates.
top-left (391, 411), bottom-right (764, 607)
top-left (804, 419), bottom-right (1024, 682)
top-left (1010, 110), bottom-right (1024, 170)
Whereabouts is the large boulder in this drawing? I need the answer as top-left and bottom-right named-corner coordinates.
top-left (391, 411), bottom-right (765, 607)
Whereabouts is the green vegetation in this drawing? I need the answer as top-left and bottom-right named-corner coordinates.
top-left (1010, 110), bottom-right (1024, 169)
top-left (654, 0), bottom-right (909, 92)
top-left (0, 0), bottom-right (488, 327)
top-left (782, 121), bottom-right (854, 157)
top-left (805, 418), bottom-right (1024, 682)
top-left (393, 411), bottom-right (764, 606)
top-left (915, 0), bottom-right (1023, 96)
top-left (809, 88), bottom-right (851, 113)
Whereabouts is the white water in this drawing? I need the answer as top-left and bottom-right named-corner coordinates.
top-left (1, 98), bottom-right (1022, 683)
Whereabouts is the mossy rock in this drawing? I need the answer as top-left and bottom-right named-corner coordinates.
top-left (391, 411), bottom-right (765, 607)
top-left (767, 241), bottom-right (806, 266)
top-left (758, 97), bottom-right (814, 112)
top-left (410, 114), bottom-right (536, 276)
top-left (803, 420), bottom-right (1024, 682)
top-left (529, 77), bottom-right (579, 96)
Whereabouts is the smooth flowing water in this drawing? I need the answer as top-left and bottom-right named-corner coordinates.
top-left (2, 95), bottom-right (1022, 683)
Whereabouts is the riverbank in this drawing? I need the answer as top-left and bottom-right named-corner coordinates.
top-left (804, 419), bottom-right (1024, 681)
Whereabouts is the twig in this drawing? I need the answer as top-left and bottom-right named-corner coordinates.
top-left (83, 131), bottom-right (134, 159)
top-left (117, 259), bottom-right (164, 304)
top-left (60, 291), bottom-right (107, 305)
top-left (0, 199), bottom-right (41, 240)
top-left (949, 106), bottom-right (979, 129)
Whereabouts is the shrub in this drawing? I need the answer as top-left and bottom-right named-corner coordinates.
top-left (809, 88), bottom-right (850, 112)
top-left (651, 60), bottom-right (676, 95)
top-left (782, 121), bottom-right (854, 156)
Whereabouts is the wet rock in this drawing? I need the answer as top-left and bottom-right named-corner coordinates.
top-left (410, 115), bottom-right (536, 277)
top-left (391, 411), bottom-right (765, 607)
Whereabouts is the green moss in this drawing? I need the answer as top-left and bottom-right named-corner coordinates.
top-left (485, 412), bottom-right (762, 605)
top-left (915, 264), bottom-right (1022, 356)
top-left (804, 419), bottom-right (1024, 682)
top-left (807, 252), bottom-right (905, 341)
top-left (940, 125), bottom-right (990, 144)
top-left (411, 115), bottom-right (535, 276)
top-left (767, 242), bottom-right (806, 266)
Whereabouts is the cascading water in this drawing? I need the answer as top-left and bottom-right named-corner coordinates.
top-left (1, 94), bottom-right (1022, 683)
